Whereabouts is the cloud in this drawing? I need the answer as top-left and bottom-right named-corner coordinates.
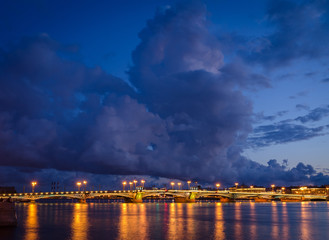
top-left (239, 0), bottom-right (329, 68)
top-left (295, 105), bottom-right (329, 123)
top-left (0, 1), bottom-right (328, 188)
top-left (296, 104), bottom-right (310, 111)
top-left (322, 77), bottom-right (329, 83)
top-left (249, 123), bottom-right (326, 147)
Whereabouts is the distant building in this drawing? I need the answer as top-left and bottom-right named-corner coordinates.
top-left (291, 186), bottom-right (328, 195)
top-left (0, 187), bottom-right (17, 194)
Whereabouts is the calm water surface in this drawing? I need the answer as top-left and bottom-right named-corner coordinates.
top-left (1, 201), bottom-right (329, 240)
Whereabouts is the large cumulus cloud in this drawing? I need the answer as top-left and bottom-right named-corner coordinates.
top-left (0, 1), bottom-right (328, 190)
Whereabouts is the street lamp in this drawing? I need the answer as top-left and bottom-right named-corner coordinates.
top-left (171, 182), bottom-right (175, 190)
top-left (31, 181), bottom-right (37, 193)
top-left (133, 180), bottom-right (137, 190)
top-left (178, 182), bottom-right (181, 190)
top-left (271, 184), bottom-right (275, 192)
top-left (235, 182), bottom-right (239, 190)
top-left (187, 181), bottom-right (191, 190)
top-left (141, 180), bottom-right (145, 189)
top-left (122, 181), bottom-right (127, 191)
top-left (216, 183), bottom-right (220, 191)
top-left (77, 182), bottom-right (82, 191)
top-left (250, 185), bottom-right (254, 189)
top-left (83, 180), bottom-right (87, 191)
top-left (281, 187), bottom-right (285, 193)
top-left (129, 182), bottom-right (133, 190)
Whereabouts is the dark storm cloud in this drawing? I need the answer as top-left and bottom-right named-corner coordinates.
top-left (249, 123), bottom-right (325, 147)
top-left (295, 106), bottom-right (329, 123)
top-left (240, 0), bottom-right (329, 68)
top-left (0, 1), bottom-right (328, 188)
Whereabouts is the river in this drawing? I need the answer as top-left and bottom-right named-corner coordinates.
top-left (1, 201), bottom-right (329, 240)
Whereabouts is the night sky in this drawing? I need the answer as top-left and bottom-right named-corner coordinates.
top-left (1, 0), bottom-right (329, 191)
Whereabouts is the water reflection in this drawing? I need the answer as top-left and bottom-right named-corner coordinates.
top-left (118, 203), bottom-right (149, 240)
top-left (71, 203), bottom-right (89, 240)
top-left (300, 202), bottom-right (311, 240)
top-left (271, 202), bottom-right (279, 239)
top-left (249, 202), bottom-right (257, 239)
top-left (25, 203), bottom-right (38, 240)
top-left (186, 203), bottom-right (196, 239)
top-left (281, 202), bottom-right (289, 239)
top-left (234, 203), bottom-right (242, 240)
top-left (214, 203), bottom-right (225, 240)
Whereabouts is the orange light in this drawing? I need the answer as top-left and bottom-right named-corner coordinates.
top-left (141, 180), bottom-right (145, 183)
top-left (171, 182), bottom-right (175, 186)
top-left (250, 185), bottom-right (254, 188)
top-left (83, 181), bottom-right (87, 184)
top-left (216, 183), bottom-right (220, 187)
top-left (77, 182), bottom-right (81, 186)
top-left (122, 181), bottom-right (127, 185)
top-left (187, 181), bottom-right (191, 184)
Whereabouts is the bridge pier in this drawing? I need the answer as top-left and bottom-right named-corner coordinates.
top-left (78, 199), bottom-right (87, 203)
top-left (124, 198), bottom-right (143, 203)
top-left (220, 197), bottom-right (235, 203)
top-left (254, 197), bottom-right (271, 202)
top-left (174, 197), bottom-right (195, 203)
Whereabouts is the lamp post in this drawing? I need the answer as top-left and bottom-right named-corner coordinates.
top-left (178, 182), bottom-right (181, 190)
top-left (187, 181), bottom-right (191, 190)
top-left (216, 183), bottom-right (220, 191)
top-left (271, 184), bottom-right (275, 192)
top-left (141, 180), bottom-right (145, 189)
top-left (171, 182), bottom-right (175, 190)
top-left (122, 181), bottom-right (127, 191)
top-left (133, 180), bottom-right (137, 190)
top-left (235, 182), bottom-right (239, 190)
top-left (77, 182), bottom-right (82, 191)
top-left (129, 182), bottom-right (133, 190)
top-left (83, 180), bottom-right (87, 192)
top-left (281, 187), bottom-right (285, 193)
top-left (31, 181), bottom-right (37, 193)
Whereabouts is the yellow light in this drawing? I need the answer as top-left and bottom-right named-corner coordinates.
top-left (171, 182), bottom-right (175, 186)
top-left (133, 180), bottom-right (137, 184)
top-left (122, 181), bottom-right (127, 185)
top-left (141, 180), bottom-right (145, 183)
top-left (83, 181), bottom-right (87, 184)
top-left (281, 187), bottom-right (285, 190)
top-left (129, 182), bottom-right (133, 185)
top-left (31, 181), bottom-right (37, 186)
top-left (271, 184), bottom-right (275, 188)
top-left (250, 185), bottom-right (253, 188)
top-left (216, 183), bottom-right (220, 187)
top-left (235, 182), bottom-right (238, 186)
top-left (77, 182), bottom-right (81, 186)
top-left (187, 181), bottom-right (191, 184)
top-left (178, 182), bottom-right (181, 186)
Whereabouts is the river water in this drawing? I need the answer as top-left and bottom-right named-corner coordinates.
top-left (1, 200), bottom-right (329, 240)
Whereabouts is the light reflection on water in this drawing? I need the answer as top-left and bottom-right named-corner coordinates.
top-left (24, 203), bottom-right (38, 240)
top-left (71, 203), bottom-right (88, 240)
top-left (3, 201), bottom-right (329, 240)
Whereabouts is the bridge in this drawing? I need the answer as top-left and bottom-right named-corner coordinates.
top-left (1, 189), bottom-right (328, 203)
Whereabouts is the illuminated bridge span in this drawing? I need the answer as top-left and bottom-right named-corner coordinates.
top-left (1, 190), bottom-right (328, 203)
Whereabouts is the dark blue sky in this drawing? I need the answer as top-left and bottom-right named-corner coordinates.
top-left (0, 0), bottom-right (329, 191)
